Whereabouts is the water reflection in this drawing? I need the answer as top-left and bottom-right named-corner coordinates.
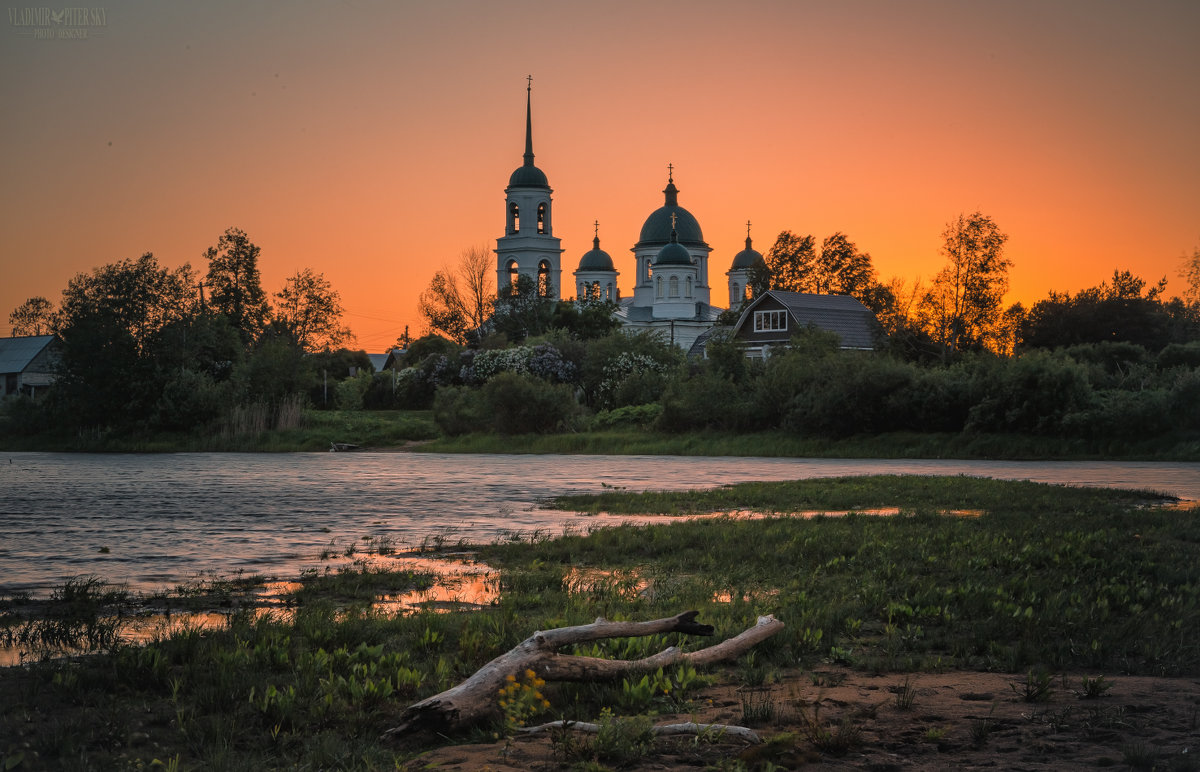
top-left (1, 452), bottom-right (1196, 599)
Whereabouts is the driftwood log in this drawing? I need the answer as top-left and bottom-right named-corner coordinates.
top-left (381, 611), bottom-right (784, 739)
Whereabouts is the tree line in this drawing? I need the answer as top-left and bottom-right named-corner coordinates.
top-left (5, 227), bottom-right (357, 435)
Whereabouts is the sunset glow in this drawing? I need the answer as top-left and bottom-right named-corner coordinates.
top-left (2, 0), bottom-right (1198, 351)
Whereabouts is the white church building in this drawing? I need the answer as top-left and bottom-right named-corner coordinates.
top-left (495, 83), bottom-right (771, 352)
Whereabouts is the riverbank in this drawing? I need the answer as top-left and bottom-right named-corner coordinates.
top-left (2, 476), bottom-right (1197, 770)
top-left (3, 408), bottom-right (1198, 459)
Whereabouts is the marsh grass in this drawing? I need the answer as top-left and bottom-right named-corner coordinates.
top-left (1, 476), bottom-right (1198, 769)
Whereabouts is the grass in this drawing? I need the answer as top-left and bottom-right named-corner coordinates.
top-left (9, 407), bottom-right (1197, 459)
top-left (1, 475), bottom-right (1197, 770)
top-left (0, 409), bottom-right (438, 452)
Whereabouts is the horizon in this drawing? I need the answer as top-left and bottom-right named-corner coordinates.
top-left (3, 0), bottom-right (1198, 350)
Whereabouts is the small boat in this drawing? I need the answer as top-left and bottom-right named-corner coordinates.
top-left (329, 442), bottom-right (363, 452)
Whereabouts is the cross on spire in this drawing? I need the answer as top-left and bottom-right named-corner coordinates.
top-left (747, 220), bottom-right (752, 238)
top-left (667, 162), bottom-right (674, 182)
top-left (526, 74), bottom-right (532, 90)
top-left (594, 219), bottom-right (599, 238)
top-left (670, 212), bottom-right (677, 229)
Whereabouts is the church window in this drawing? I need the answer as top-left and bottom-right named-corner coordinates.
top-left (669, 276), bottom-right (679, 297)
top-left (754, 309), bottom-right (788, 332)
top-left (536, 203), bottom-right (547, 234)
top-left (509, 202), bottom-right (520, 233)
top-left (686, 277), bottom-right (693, 298)
top-left (507, 260), bottom-right (520, 295)
top-left (732, 282), bottom-right (741, 302)
top-left (537, 260), bottom-right (552, 297)
top-left (606, 283), bottom-right (613, 300)
top-left (656, 276), bottom-right (663, 298)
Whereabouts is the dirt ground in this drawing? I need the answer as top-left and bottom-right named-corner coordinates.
top-left (397, 666), bottom-right (1200, 770)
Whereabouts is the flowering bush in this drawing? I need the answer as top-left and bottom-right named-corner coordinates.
top-left (497, 669), bottom-right (550, 735)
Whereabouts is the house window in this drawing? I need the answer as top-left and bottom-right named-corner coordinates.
top-left (754, 309), bottom-right (787, 332)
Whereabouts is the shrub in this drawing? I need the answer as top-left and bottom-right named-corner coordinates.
top-left (589, 403), bottom-right (664, 431)
top-left (481, 372), bottom-right (581, 435)
top-left (965, 352), bottom-right (1095, 435)
top-left (432, 385), bottom-right (490, 436)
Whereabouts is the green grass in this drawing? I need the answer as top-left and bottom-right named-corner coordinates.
top-left (1, 475), bottom-right (1197, 770)
top-left (421, 428), bottom-right (1200, 461)
top-left (0, 410), bottom-right (438, 452)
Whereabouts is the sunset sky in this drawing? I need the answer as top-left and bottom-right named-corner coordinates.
top-left (2, 0), bottom-right (1198, 350)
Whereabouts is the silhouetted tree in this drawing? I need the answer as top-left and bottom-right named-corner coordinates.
top-left (51, 253), bottom-right (200, 428)
top-left (816, 232), bottom-right (877, 297)
top-left (204, 227), bottom-right (269, 344)
top-left (8, 296), bottom-right (54, 336)
top-left (418, 246), bottom-right (496, 345)
top-left (1179, 245), bottom-right (1200, 307)
top-left (272, 268), bottom-right (352, 352)
top-left (917, 212), bottom-right (1011, 356)
top-left (764, 231), bottom-right (816, 292)
top-left (1019, 270), bottom-right (1177, 351)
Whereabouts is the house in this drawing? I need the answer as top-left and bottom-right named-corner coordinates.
top-left (729, 290), bottom-right (879, 358)
top-left (0, 335), bottom-right (60, 398)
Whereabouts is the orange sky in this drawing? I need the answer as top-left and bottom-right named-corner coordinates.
top-left (2, 0), bottom-right (1198, 350)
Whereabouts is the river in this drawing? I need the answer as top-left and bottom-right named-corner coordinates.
top-left (1, 452), bottom-right (1196, 598)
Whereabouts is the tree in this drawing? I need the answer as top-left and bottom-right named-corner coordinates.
top-left (1179, 245), bottom-right (1200, 306)
top-left (1019, 269), bottom-right (1176, 351)
top-left (272, 268), bottom-right (352, 352)
top-left (204, 227), bottom-right (269, 343)
top-left (489, 274), bottom-right (557, 343)
top-left (764, 231), bottom-right (816, 292)
top-left (8, 296), bottom-right (54, 336)
top-left (817, 232), bottom-right (877, 297)
top-left (918, 212), bottom-right (1011, 355)
top-left (51, 253), bottom-right (200, 428)
top-left (418, 246), bottom-right (496, 345)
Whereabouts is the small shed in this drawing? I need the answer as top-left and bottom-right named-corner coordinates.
top-left (730, 291), bottom-right (879, 358)
top-left (0, 335), bottom-right (60, 397)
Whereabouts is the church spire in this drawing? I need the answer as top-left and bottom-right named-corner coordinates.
top-left (523, 75), bottom-right (535, 167)
top-left (745, 219), bottom-right (753, 250)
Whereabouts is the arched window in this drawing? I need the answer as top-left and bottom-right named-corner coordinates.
top-left (537, 260), bottom-right (552, 297)
top-left (606, 283), bottom-right (613, 301)
top-left (536, 203), bottom-right (547, 234)
top-left (506, 260), bottom-right (520, 295)
top-left (656, 275), bottom-right (663, 298)
top-left (644, 259), bottom-right (652, 284)
top-left (685, 276), bottom-right (693, 298)
top-left (669, 276), bottom-right (679, 298)
top-left (509, 202), bottom-right (520, 233)
top-left (732, 282), bottom-right (740, 303)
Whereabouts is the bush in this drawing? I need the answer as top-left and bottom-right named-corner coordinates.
top-left (151, 369), bottom-right (228, 430)
top-left (481, 372), bottom-right (581, 435)
top-left (781, 353), bottom-right (914, 437)
top-left (1158, 341), bottom-right (1200, 370)
top-left (432, 386), bottom-right (490, 436)
top-left (965, 352), bottom-right (1095, 435)
top-left (589, 403), bottom-right (664, 431)
top-left (334, 372), bottom-right (371, 411)
top-left (660, 372), bottom-right (754, 432)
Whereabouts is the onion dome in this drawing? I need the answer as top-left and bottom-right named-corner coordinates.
top-left (730, 225), bottom-right (765, 269)
top-left (652, 217), bottom-right (693, 266)
top-left (508, 80), bottom-right (550, 189)
top-left (636, 170), bottom-right (705, 247)
top-left (578, 232), bottom-right (615, 271)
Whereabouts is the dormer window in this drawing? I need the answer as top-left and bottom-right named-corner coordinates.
top-left (754, 309), bottom-right (787, 332)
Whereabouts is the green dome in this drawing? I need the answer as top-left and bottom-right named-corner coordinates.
top-left (508, 164), bottom-right (549, 188)
top-left (578, 236), bottom-right (615, 271)
top-left (730, 235), bottom-right (764, 269)
top-left (653, 240), bottom-right (693, 266)
top-left (635, 177), bottom-right (706, 248)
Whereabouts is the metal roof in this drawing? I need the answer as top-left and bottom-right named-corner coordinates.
top-left (733, 291), bottom-right (878, 349)
top-left (0, 335), bottom-right (57, 373)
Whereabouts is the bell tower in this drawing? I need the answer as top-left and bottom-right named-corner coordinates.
top-left (495, 77), bottom-right (563, 299)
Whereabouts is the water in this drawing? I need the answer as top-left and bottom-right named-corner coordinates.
top-left (1, 452), bottom-right (1197, 598)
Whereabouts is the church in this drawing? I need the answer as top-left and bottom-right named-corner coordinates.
top-left (494, 83), bottom-right (859, 353)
